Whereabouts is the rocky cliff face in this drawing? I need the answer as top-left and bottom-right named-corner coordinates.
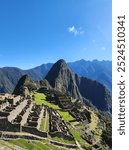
top-left (45, 59), bottom-right (112, 112)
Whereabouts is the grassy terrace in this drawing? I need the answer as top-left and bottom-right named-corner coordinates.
top-left (49, 136), bottom-right (75, 145)
top-left (57, 110), bottom-right (74, 122)
top-left (33, 92), bottom-right (60, 109)
top-left (8, 139), bottom-right (67, 150)
top-left (39, 112), bottom-right (49, 132)
top-left (69, 129), bottom-right (91, 148)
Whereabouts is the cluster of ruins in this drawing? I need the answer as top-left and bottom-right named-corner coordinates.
top-left (48, 108), bottom-right (73, 140)
top-left (40, 87), bottom-right (91, 123)
top-left (0, 93), bottom-right (74, 140)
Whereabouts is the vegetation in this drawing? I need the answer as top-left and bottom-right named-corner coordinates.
top-left (57, 110), bottom-right (74, 122)
top-left (39, 113), bottom-right (49, 132)
top-left (0, 140), bottom-right (15, 150)
top-left (8, 139), bottom-right (67, 150)
top-left (33, 92), bottom-right (60, 109)
top-left (89, 112), bottom-right (98, 130)
top-left (101, 119), bottom-right (112, 148)
top-left (49, 136), bottom-right (75, 144)
top-left (69, 128), bottom-right (91, 148)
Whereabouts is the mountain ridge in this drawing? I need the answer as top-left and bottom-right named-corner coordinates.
top-left (0, 59), bottom-right (112, 93)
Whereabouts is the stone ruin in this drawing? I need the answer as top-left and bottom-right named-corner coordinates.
top-left (0, 93), bottom-right (74, 140)
top-left (48, 108), bottom-right (73, 140)
top-left (0, 93), bottom-right (47, 138)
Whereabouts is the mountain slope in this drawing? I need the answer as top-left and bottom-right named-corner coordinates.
top-left (68, 59), bottom-right (112, 90)
top-left (0, 64), bottom-right (52, 93)
top-left (75, 74), bottom-right (111, 111)
top-left (45, 59), bottom-right (112, 112)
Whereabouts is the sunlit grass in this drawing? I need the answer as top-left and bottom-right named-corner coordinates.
top-left (69, 129), bottom-right (91, 148)
top-left (33, 92), bottom-right (60, 109)
top-left (57, 110), bottom-right (74, 122)
top-left (9, 139), bottom-right (67, 150)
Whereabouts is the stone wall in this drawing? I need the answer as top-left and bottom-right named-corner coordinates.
top-left (21, 102), bottom-right (33, 126)
top-left (22, 126), bottom-right (47, 138)
top-left (50, 140), bottom-right (77, 149)
top-left (49, 131), bottom-right (74, 141)
top-left (0, 132), bottom-right (42, 140)
top-left (8, 99), bottom-right (27, 122)
top-left (0, 118), bottom-right (21, 132)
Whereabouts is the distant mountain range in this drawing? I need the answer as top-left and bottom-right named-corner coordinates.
top-left (0, 59), bottom-right (112, 93)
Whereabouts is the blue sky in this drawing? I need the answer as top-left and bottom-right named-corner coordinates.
top-left (0, 0), bottom-right (112, 69)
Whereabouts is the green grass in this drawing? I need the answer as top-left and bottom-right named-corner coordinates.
top-left (69, 129), bottom-right (91, 148)
top-left (33, 92), bottom-right (60, 109)
top-left (70, 121), bottom-right (79, 126)
top-left (8, 139), bottom-right (67, 150)
top-left (57, 110), bottom-right (74, 122)
top-left (39, 118), bottom-right (45, 131)
top-left (0, 140), bottom-right (15, 150)
top-left (39, 113), bottom-right (49, 132)
top-left (75, 124), bottom-right (85, 130)
top-left (49, 136), bottom-right (75, 144)
top-left (89, 112), bottom-right (98, 131)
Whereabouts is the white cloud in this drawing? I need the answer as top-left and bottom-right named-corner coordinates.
top-left (101, 47), bottom-right (106, 51)
top-left (68, 26), bottom-right (85, 36)
top-left (68, 26), bottom-right (78, 35)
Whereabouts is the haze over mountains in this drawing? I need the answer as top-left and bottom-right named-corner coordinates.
top-left (0, 59), bottom-right (112, 94)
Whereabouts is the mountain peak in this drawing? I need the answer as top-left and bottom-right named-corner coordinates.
top-left (45, 59), bottom-right (82, 100)
top-left (13, 74), bottom-right (37, 96)
top-left (54, 59), bottom-right (67, 67)
top-left (13, 75), bottom-right (31, 88)
top-left (45, 59), bottom-right (70, 88)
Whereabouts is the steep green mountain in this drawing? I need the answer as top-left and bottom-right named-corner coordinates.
top-left (45, 59), bottom-right (82, 101)
top-left (45, 59), bottom-right (111, 113)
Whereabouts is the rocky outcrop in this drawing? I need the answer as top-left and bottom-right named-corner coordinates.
top-left (39, 79), bottom-right (52, 89)
top-left (13, 75), bottom-right (37, 97)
